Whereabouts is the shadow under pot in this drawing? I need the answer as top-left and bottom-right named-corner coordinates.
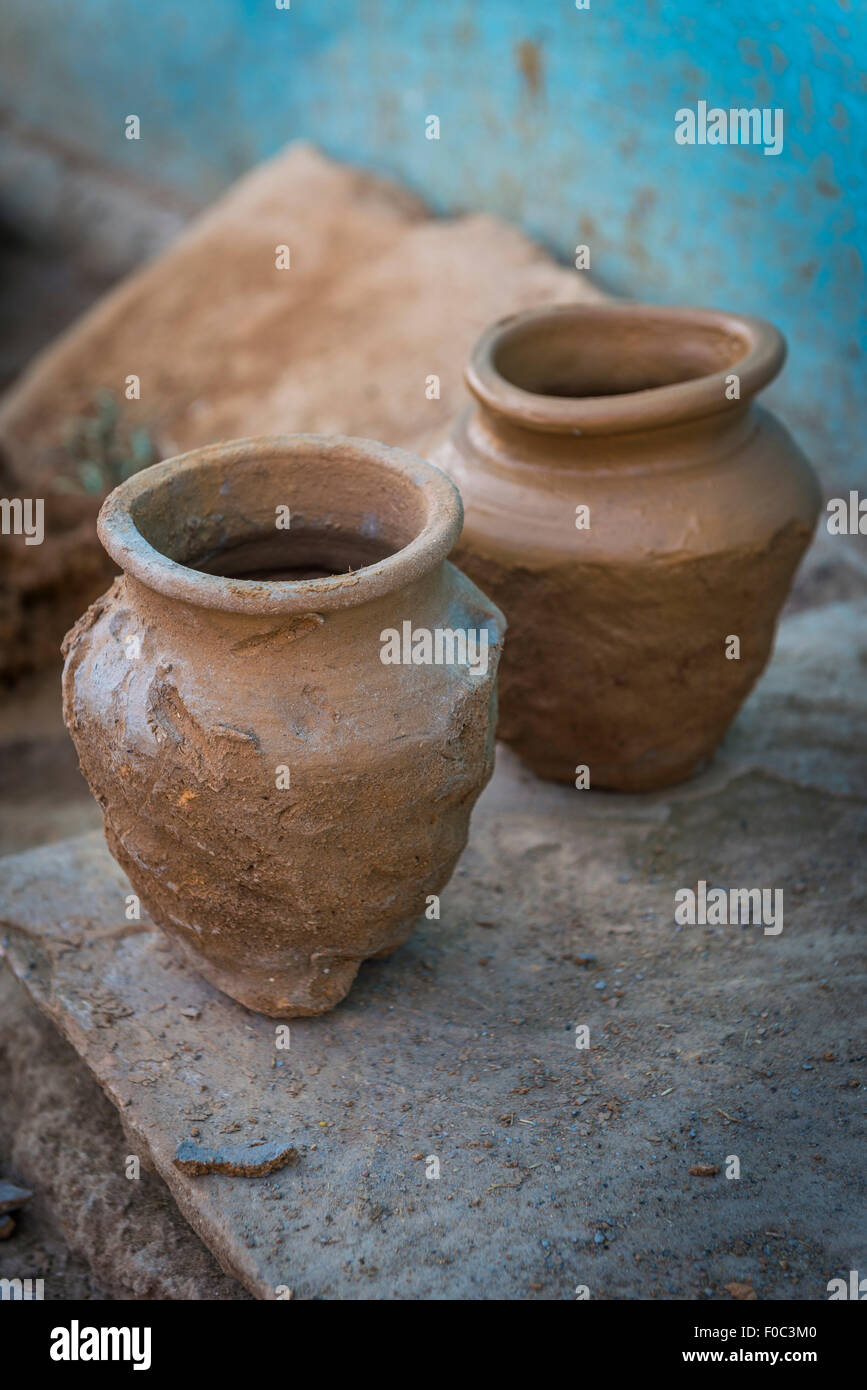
top-left (432, 303), bottom-right (821, 791)
top-left (62, 435), bottom-right (504, 1016)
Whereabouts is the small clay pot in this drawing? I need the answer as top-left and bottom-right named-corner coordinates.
top-left (63, 436), bottom-right (504, 1016)
top-left (432, 303), bottom-right (821, 790)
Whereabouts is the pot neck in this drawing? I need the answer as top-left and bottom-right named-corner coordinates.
top-left (466, 398), bottom-right (761, 474)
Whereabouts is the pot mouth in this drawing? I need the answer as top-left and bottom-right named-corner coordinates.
top-left (97, 434), bottom-right (463, 614)
top-left (466, 303), bottom-right (786, 435)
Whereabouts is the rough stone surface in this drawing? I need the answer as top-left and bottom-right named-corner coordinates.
top-left (1, 599), bottom-right (864, 1299)
top-left (0, 141), bottom-right (601, 681)
top-left (0, 967), bottom-right (250, 1300)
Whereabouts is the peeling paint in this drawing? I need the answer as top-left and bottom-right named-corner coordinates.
top-left (515, 38), bottom-right (544, 102)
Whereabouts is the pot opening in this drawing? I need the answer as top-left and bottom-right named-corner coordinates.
top-left (191, 529), bottom-right (395, 583)
top-left (492, 314), bottom-right (749, 399)
top-left (467, 305), bottom-right (785, 435)
top-left (98, 435), bottom-right (463, 614)
top-left (129, 459), bottom-right (424, 579)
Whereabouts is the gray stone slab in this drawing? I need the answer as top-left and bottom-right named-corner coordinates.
top-left (0, 968), bottom-right (251, 1300)
top-left (1, 602), bottom-right (865, 1300)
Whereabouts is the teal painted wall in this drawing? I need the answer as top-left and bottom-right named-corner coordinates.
top-left (2, 0), bottom-right (864, 481)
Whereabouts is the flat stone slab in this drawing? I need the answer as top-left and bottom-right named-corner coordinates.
top-left (1, 602), bottom-right (865, 1299)
top-left (0, 967), bottom-right (250, 1300)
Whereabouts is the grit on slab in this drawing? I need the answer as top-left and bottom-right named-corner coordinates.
top-left (1, 601), bottom-right (865, 1299)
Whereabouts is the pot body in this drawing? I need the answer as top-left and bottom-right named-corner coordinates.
top-left (434, 397), bottom-right (820, 790)
top-left (62, 436), bottom-right (503, 1016)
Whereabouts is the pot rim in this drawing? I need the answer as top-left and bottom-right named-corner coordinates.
top-left (97, 434), bottom-right (463, 615)
top-left (465, 302), bottom-right (786, 435)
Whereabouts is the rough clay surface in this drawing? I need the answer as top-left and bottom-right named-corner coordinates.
top-left (2, 598), bottom-right (865, 1299)
top-left (452, 527), bottom-right (813, 790)
top-left (62, 553), bottom-right (503, 1016)
top-left (0, 141), bottom-right (601, 680)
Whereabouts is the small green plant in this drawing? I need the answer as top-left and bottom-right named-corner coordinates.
top-left (60, 390), bottom-right (156, 493)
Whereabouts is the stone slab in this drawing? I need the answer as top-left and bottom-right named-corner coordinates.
top-left (0, 141), bottom-right (602, 477)
top-left (1, 601), bottom-right (865, 1300)
top-left (0, 140), bottom-right (603, 680)
top-left (0, 967), bottom-right (251, 1299)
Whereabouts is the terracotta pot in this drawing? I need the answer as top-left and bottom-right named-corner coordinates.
top-left (432, 303), bottom-right (821, 790)
top-left (62, 435), bottom-right (504, 1016)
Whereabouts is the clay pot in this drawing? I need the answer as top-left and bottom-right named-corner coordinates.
top-left (62, 435), bottom-right (504, 1016)
top-left (432, 303), bottom-right (821, 790)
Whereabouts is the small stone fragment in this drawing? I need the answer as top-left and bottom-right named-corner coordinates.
top-left (0, 1215), bottom-right (16, 1239)
top-left (0, 1179), bottom-right (33, 1214)
top-left (173, 1139), bottom-right (299, 1177)
top-left (725, 1280), bottom-right (757, 1301)
top-left (689, 1163), bottom-right (720, 1177)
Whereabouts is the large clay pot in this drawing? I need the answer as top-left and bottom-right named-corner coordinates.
top-left (432, 303), bottom-right (822, 791)
top-left (62, 435), bottom-right (504, 1016)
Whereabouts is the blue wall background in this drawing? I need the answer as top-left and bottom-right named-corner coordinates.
top-left (2, 0), bottom-right (864, 483)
